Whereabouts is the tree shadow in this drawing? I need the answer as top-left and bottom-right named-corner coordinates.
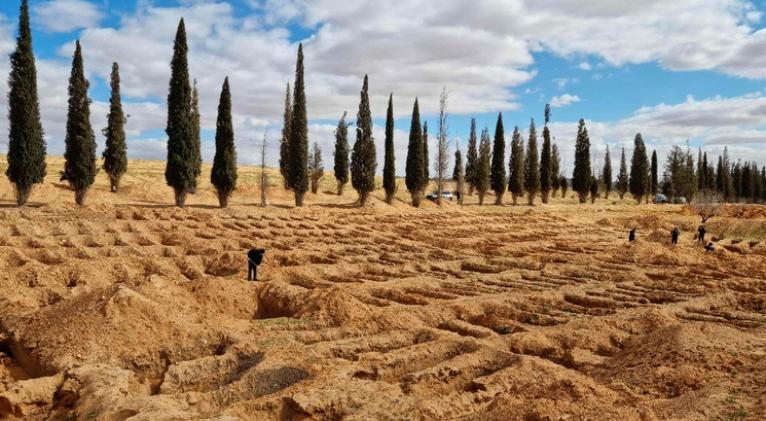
top-left (0, 201), bottom-right (44, 208)
top-left (315, 202), bottom-right (360, 209)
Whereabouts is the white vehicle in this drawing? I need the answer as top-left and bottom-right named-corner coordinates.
top-left (426, 190), bottom-right (454, 201)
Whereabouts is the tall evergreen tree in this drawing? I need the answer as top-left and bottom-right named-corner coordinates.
top-left (733, 161), bottom-right (743, 201)
top-left (651, 150), bottom-right (658, 196)
top-left (722, 147), bottom-right (735, 201)
top-left (453, 146), bottom-right (464, 205)
top-left (716, 155), bottom-right (725, 195)
top-left (629, 133), bottom-right (649, 203)
top-left (62, 40), bottom-right (97, 205)
top-left (551, 143), bottom-right (561, 196)
top-left (333, 111), bottom-right (349, 196)
top-left (560, 175), bottom-right (568, 198)
top-left (279, 83), bottom-right (291, 189)
top-left (333, 111), bottom-right (349, 195)
top-left (508, 126), bottom-right (524, 205)
top-left (405, 98), bottom-right (425, 207)
top-left (382, 93), bottom-right (396, 204)
top-left (288, 43), bottom-right (309, 206)
top-left (524, 119), bottom-right (540, 205)
top-left (696, 148), bottom-right (704, 192)
top-left (6, 0), bottom-right (46, 206)
top-left (308, 142), bottom-right (324, 194)
top-left (350, 75), bottom-right (376, 206)
top-left (465, 118), bottom-right (478, 195)
top-left (572, 119), bottom-right (591, 203)
top-left (165, 19), bottom-right (196, 207)
top-left (210, 77), bottom-right (237, 208)
top-left (701, 152), bottom-right (710, 192)
top-left (102, 62), bottom-right (127, 193)
top-left (491, 113), bottom-right (507, 204)
top-left (476, 127), bottom-right (491, 205)
top-left (189, 80), bottom-right (201, 193)
top-left (540, 120), bottom-right (552, 203)
top-left (422, 121), bottom-right (429, 183)
top-left (602, 146), bottom-right (612, 199)
top-left (616, 147), bottom-right (628, 199)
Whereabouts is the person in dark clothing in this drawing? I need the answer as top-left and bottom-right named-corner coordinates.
top-left (629, 229), bottom-right (636, 242)
top-left (671, 227), bottom-right (680, 245)
top-left (704, 242), bottom-right (715, 252)
top-left (247, 248), bottom-right (266, 281)
top-left (697, 225), bottom-right (706, 243)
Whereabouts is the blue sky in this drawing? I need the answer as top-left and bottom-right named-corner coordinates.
top-left (1, 0), bottom-right (766, 174)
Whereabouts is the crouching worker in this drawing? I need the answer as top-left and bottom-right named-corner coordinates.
top-left (704, 242), bottom-right (715, 252)
top-left (248, 248), bottom-right (266, 281)
top-left (629, 228), bottom-right (636, 242)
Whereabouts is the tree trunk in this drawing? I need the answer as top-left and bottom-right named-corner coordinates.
top-left (478, 191), bottom-right (485, 205)
top-left (337, 182), bottom-right (344, 196)
top-left (14, 185), bottom-right (31, 207)
top-left (512, 193), bottom-right (518, 206)
top-left (590, 194), bottom-right (596, 204)
top-left (75, 188), bottom-right (89, 206)
top-left (175, 189), bottom-right (187, 207)
top-left (295, 191), bottom-right (305, 207)
top-left (411, 191), bottom-right (422, 208)
top-left (110, 176), bottom-right (120, 193)
top-left (527, 192), bottom-right (535, 206)
top-left (311, 180), bottom-right (319, 194)
top-left (468, 185), bottom-right (474, 196)
top-left (578, 192), bottom-right (588, 203)
top-left (494, 192), bottom-right (503, 205)
top-left (385, 191), bottom-right (395, 205)
top-left (359, 191), bottom-right (370, 207)
top-left (541, 191), bottom-right (549, 204)
top-left (217, 190), bottom-right (230, 208)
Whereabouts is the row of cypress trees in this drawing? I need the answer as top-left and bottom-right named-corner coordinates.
top-left (6, 3), bottom-right (237, 208)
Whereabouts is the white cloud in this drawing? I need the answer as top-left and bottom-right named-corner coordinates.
top-left (578, 62), bottom-right (592, 71)
top-left (33, 0), bottom-right (104, 33)
top-left (550, 94), bottom-right (581, 108)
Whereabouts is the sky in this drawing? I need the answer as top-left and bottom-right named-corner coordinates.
top-left (1, 0), bottom-right (766, 176)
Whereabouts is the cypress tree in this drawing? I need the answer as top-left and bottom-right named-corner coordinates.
top-left (629, 133), bottom-right (649, 203)
top-left (454, 146), bottom-right (464, 205)
top-left (308, 142), bottom-right (324, 194)
top-left (716, 155), bottom-right (725, 195)
top-left (189, 80), bottom-right (201, 193)
top-left (761, 167), bottom-right (766, 203)
top-left (733, 161), bottom-right (743, 201)
top-left (616, 147), bottom-right (628, 199)
top-left (476, 127), bottom-right (491, 204)
top-left (696, 148), bottom-right (704, 192)
top-left (701, 152), bottom-right (710, 192)
top-left (405, 99), bottom-right (425, 206)
top-left (602, 146), bottom-right (612, 199)
top-left (350, 74), bottom-right (376, 206)
top-left (540, 123), bottom-right (552, 204)
top-left (102, 62), bottom-right (127, 193)
top-left (560, 175), bottom-right (568, 198)
top-left (491, 113), bottom-right (507, 204)
top-left (508, 126), bottom-right (524, 205)
top-left (524, 119), bottom-right (540, 205)
top-left (383, 93), bottom-right (396, 204)
top-left (62, 40), bottom-right (97, 205)
top-left (422, 121), bottom-right (429, 184)
top-left (7, 0), bottom-right (46, 206)
top-left (651, 150), bottom-right (658, 196)
top-left (288, 43), bottom-right (309, 206)
top-left (465, 118), bottom-right (478, 195)
top-left (165, 19), bottom-right (196, 207)
top-left (572, 119), bottom-right (591, 203)
top-left (210, 77), bottom-right (237, 208)
top-left (333, 111), bottom-right (349, 195)
top-left (279, 83), bottom-right (292, 189)
top-left (551, 143), bottom-right (561, 196)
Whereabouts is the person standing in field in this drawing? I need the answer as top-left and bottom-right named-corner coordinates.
top-left (671, 227), bottom-right (680, 245)
top-left (697, 225), bottom-right (706, 244)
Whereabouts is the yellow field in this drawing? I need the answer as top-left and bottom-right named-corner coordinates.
top-left (0, 157), bottom-right (765, 420)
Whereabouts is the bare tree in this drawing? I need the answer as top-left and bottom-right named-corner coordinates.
top-left (689, 191), bottom-right (725, 223)
top-left (259, 131), bottom-right (269, 207)
top-left (435, 88), bottom-right (450, 206)
top-left (308, 142), bottom-right (324, 194)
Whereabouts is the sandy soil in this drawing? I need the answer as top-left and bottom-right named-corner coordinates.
top-left (0, 157), bottom-right (764, 420)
